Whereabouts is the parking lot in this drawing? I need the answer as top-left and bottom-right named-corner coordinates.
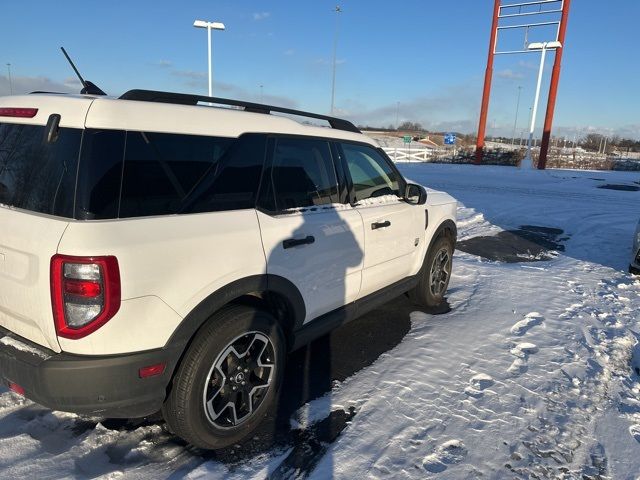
top-left (0, 163), bottom-right (638, 478)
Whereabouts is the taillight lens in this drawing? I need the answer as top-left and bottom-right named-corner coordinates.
top-left (50, 255), bottom-right (121, 339)
top-left (0, 107), bottom-right (38, 118)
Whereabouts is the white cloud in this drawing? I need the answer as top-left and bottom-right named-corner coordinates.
top-left (518, 60), bottom-right (538, 70)
top-left (496, 69), bottom-right (525, 80)
top-left (253, 12), bottom-right (271, 21)
top-left (165, 68), bottom-right (297, 108)
top-left (156, 60), bottom-right (172, 68)
top-left (314, 58), bottom-right (347, 65)
top-left (284, 49), bottom-right (295, 56)
top-left (0, 75), bottom-right (77, 96)
top-left (338, 83), bottom-right (481, 132)
top-left (63, 77), bottom-right (83, 88)
top-left (170, 69), bottom-right (207, 88)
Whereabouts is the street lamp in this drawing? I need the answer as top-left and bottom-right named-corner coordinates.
top-left (6, 63), bottom-right (13, 95)
top-left (330, 5), bottom-right (342, 115)
top-left (511, 86), bottom-right (522, 147)
top-left (522, 40), bottom-right (562, 168)
top-left (193, 19), bottom-right (225, 97)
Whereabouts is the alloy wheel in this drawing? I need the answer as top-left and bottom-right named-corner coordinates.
top-left (203, 331), bottom-right (276, 429)
top-left (429, 247), bottom-right (451, 297)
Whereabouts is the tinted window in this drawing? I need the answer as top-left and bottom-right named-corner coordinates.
top-left (261, 137), bottom-right (338, 211)
top-left (0, 123), bottom-right (81, 217)
top-left (75, 129), bottom-right (125, 219)
top-left (119, 131), bottom-right (234, 218)
top-left (184, 134), bottom-right (266, 214)
top-left (341, 143), bottom-right (401, 202)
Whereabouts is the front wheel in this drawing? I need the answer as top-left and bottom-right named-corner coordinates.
top-left (162, 305), bottom-right (285, 450)
top-left (409, 235), bottom-right (454, 307)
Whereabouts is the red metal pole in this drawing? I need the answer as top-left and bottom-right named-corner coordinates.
top-left (475, 0), bottom-right (501, 165)
top-left (537, 0), bottom-right (571, 170)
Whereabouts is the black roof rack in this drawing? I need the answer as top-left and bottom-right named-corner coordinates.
top-left (119, 89), bottom-right (361, 134)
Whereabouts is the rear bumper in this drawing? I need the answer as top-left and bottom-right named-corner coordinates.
top-left (0, 328), bottom-right (180, 418)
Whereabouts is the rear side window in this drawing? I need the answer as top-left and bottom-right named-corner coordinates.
top-left (0, 123), bottom-right (81, 218)
top-left (75, 129), bottom-right (125, 219)
top-left (119, 131), bottom-right (234, 218)
top-left (340, 143), bottom-right (401, 202)
top-left (260, 137), bottom-right (339, 211)
top-left (184, 134), bottom-right (266, 214)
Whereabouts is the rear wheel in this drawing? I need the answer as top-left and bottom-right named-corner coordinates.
top-left (409, 235), bottom-right (454, 307)
top-left (162, 305), bottom-right (285, 449)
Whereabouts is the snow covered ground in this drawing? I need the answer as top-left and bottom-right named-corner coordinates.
top-left (1, 164), bottom-right (640, 479)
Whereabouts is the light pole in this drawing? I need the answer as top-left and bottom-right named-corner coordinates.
top-left (6, 63), bottom-right (13, 95)
top-left (522, 41), bottom-right (562, 168)
top-left (259, 84), bottom-right (264, 103)
top-left (330, 5), bottom-right (342, 115)
top-left (193, 19), bottom-right (225, 97)
top-left (511, 86), bottom-right (522, 146)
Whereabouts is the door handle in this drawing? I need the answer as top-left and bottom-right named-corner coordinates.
top-left (371, 220), bottom-right (391, 230)
top-left (283, 235), bottom-right (315, 249)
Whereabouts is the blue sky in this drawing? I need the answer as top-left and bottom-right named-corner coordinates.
top-left (1, 1), bottom-right (638, 139)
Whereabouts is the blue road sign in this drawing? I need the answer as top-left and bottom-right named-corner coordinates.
top-left (444, 133), bottom-right (456, 145)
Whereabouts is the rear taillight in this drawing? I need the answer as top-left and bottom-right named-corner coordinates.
top-left (50, 255), bottom-right (121, 339)
top-left (0, 107), bottom-right (38, 118)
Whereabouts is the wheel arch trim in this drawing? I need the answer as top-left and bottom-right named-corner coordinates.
top-left (164, 274), bottom-right (305, 354)
top-left (427, 219), bottom-right (457, 254)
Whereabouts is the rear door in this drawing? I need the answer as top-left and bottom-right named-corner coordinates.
top-left (337, 142), bottom-right (423, 298)
top-left (0, 111), bottom-right (88, 352)
top-left (256, 136), bottom-right (364, 323)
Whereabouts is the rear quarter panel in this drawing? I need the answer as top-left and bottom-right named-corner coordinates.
top-left (0, 208), bottom-right (68, 352)
top-left (56, 209), bottom-right (266, 354)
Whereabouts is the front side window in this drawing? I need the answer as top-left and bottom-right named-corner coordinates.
top-left (340, 143), bottom-right (401, 202)
top-left (0, 122), bottom-right (81, 217)
top-left (260, 137), bottom-right (339, 211)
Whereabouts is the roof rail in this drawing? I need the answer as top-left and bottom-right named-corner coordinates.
top-left (119, 89), bottom-right (361, 134)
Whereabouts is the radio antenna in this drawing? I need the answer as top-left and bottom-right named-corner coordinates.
top-left (60, 47), bottom-right (106, 96)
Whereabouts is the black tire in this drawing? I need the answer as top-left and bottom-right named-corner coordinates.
top-left (162, 305), bottom-right (285, 450)
top-left (409, 235), bottom-right (454, 307)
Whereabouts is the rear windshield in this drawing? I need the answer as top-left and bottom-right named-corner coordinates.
top-left (0, 123), bottom-right (81, 217)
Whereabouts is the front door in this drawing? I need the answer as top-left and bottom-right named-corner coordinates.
top-left (337, 142), bottom-right (423, 298)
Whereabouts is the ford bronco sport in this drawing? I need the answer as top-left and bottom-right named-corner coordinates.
top-left (0, 89), bottom-right (457, 449)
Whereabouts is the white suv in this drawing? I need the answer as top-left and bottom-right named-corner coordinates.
top-left (0, 89), bottom-right (457, 449)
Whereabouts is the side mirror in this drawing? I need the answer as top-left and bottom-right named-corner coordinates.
top-left (405, 183), bottom-right (427, 205)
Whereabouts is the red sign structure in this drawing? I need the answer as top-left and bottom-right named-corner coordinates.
top-left (474, 0), bottom-right (571, 169)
